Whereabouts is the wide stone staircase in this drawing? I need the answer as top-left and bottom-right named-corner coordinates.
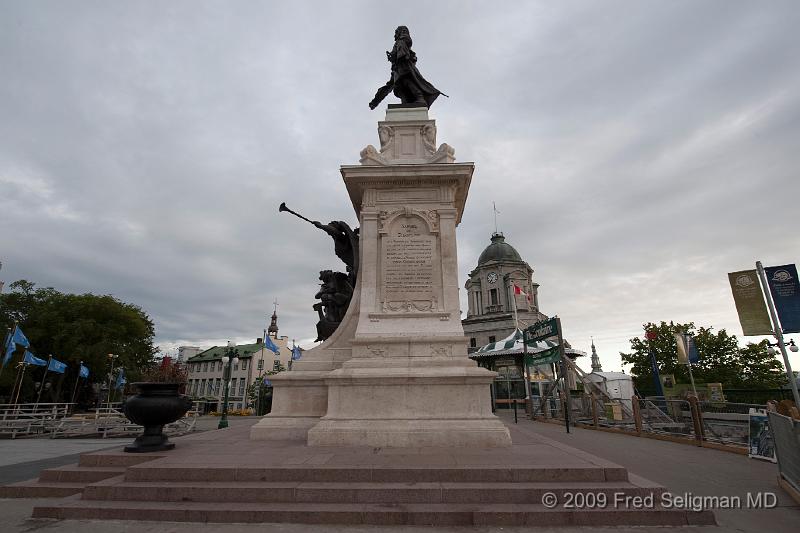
top-left (2, 422), bottom-right (716, 527)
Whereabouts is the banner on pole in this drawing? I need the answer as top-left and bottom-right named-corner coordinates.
top-left (79, 363), bottom-right (90, 379)
top-left (675, 333), bottom-right (689, 364)
top-left (686, 335), bottom-right (700, 364)
top-left (525, 317), bottom-right (559, 343)
top-left (524, 346), bottom-right (561, 366)
top-left (728, 270), bottom-right (773, 335)
top-left (764, 264), bottom-right (800, 333)
top-left (650, 349), bottom-right (665, 398)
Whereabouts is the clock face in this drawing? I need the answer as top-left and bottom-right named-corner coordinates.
top-left (487, 272), bottom-right (498, 284)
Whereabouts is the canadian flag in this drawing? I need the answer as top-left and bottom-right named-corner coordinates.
top-left (513, 284), bottom-right (532, 302)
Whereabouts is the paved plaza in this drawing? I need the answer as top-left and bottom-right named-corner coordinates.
top-left (0, 414), bottom-right (797, 532)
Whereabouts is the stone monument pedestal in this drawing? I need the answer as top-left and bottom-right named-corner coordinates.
top-left (253, 107), bottom-right (510, 447)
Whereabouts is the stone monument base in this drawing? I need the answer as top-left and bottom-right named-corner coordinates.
top-left (307, 357), bottom-right (511, 447)
top-left (249, 371), bottom-right (330, 441)
top-left (308, 418), bottom-right (512, 448)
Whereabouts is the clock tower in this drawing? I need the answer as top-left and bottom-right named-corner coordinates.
top-left (462, 232), bottom-right (547, 351)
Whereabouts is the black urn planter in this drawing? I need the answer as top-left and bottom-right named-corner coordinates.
top-left (122, 382), bottom-right (192, 453)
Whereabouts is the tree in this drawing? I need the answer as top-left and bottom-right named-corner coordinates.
top-left (1, 280), bottom-right (158, 403)
top-left (620, 321), bottom-right (786, 392)
top-left (246, 363), bottom-right (286, 415)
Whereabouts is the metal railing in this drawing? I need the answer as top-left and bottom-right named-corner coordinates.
top-left (532, 394), bottom-right (782, 452)
top-left (768, 409), bottom-right (800, 495)
top-left (0, 402), bottom-right (199, 439)
top-left (0, 403), bottom-right (75, 438)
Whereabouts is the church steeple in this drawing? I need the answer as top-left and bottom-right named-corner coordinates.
top-left (267, 299), bottom-right (279, 338)
top-left (590, 338), bottom-right (603, 373)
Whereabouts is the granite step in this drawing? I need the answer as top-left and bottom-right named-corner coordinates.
top-left (124, 464), bottom-right (627, 483)
top-left (0, 479), bottom-right (87, 498)
top-left (78, 452), bottom-right (164, 467)
top-left (39, 465), bottom-right (126, 483)
top-left (32, 499), bottom-right (716, 526)
top-left (83, 479), bottom-right (664, 504)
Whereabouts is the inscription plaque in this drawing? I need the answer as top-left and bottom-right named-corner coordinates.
top-left (381, 216), bottom-right (437, 310)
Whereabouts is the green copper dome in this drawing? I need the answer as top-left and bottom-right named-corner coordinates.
top-left (477, 233), bottom-right (522, 265)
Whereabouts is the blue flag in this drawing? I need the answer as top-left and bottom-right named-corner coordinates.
top-left (765, 264), bottom-right (800, 333)
top-left (47, 357), bottom-right (68, 374)
top-left (11, 326), bottom-right (30, 348)
top-left (79, 363), bottom-right (90, 379)
top-left (264, 336), bottom-right (280, 355)
top-left (23, 350), bottom-right (47, 366)
top-left (291, 345), bottom-right (302, 361)
top-left (649, 349), bottom-right (665, 398)
top-left (2, 337), bottom-right (15, 367)
top-left (115, 368), bottom-right (126, 390)
top-left (2, 325), bottom-right (30, 367)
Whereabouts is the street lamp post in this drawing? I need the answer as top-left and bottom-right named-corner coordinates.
top-left (106, 353), bottom-right (119, 410)
top-left (218, 341), bottom-right (239, 429)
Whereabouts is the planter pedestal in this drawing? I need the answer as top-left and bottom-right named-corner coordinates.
top-left (122, 382), bottom-right (191, 453)
top-left (125, 425), bottom-right (176, 453)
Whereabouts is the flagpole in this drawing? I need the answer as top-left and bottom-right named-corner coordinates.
top-left (13, 363), bottom-right (28, 407)
top-left (10, 362), bottom-right (25, 406)
top-left (106, 354), bottom-right (118, 411)
top-left (0, 324), bottom-right (16, 380)
top-left (756, 261), bottom-right (800, 407)
top-left (109, 369), bottom-right (119, 407)
top-left (34, 355), bottom-right (51, 410)
top-left (686, 361), bottom-right (698, 399)
top-left (555, 317), bottom-right (571, 433)
top-left (680, 333), bottom-right (699, 398)
top-left (507, 278), bottom-right (519, 329)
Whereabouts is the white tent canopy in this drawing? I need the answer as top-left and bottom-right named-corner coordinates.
top-left (471, 328), bottom-right (586, 358)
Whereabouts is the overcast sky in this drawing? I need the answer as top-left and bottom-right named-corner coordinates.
top-left (2, 1), bottom-right (799, 374)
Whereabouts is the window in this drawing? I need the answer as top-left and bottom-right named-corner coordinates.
top-left (238, 378), bottom-right (245, 396)
top-left (241, 359), bottom-right (247, 370)
top-left (489, 336), bottom-right (496, 343)
top-left (200, 379), bottom-right (206, 395)
top-left (202, 362), bottom-right (208, 372)
top-left (273, 360), bottom-right (281, 371)
top-left (470, 338), bottom-right (477, 348)
top-left (258, 360), bottom-right (264, 371)
top-left (490, 288), bottom-right (498, 305)
top-left (215, 378), bottom-right (221, 396)
top-left (234, 361), bottom-right (239, 371)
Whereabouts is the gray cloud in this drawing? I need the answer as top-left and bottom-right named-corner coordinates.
top-left (1, 1), bottom-right (799, 372)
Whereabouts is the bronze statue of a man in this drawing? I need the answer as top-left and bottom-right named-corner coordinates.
top-left (369, 26), bottom-right (446, 110)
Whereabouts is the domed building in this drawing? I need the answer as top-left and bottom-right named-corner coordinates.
top-left (463, 232), bottom-right (547, 349)
top-left (463, 232), bottom-right (585, 408)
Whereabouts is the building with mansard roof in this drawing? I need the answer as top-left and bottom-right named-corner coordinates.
top-left (184, 309), bottom-right (295, 412)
